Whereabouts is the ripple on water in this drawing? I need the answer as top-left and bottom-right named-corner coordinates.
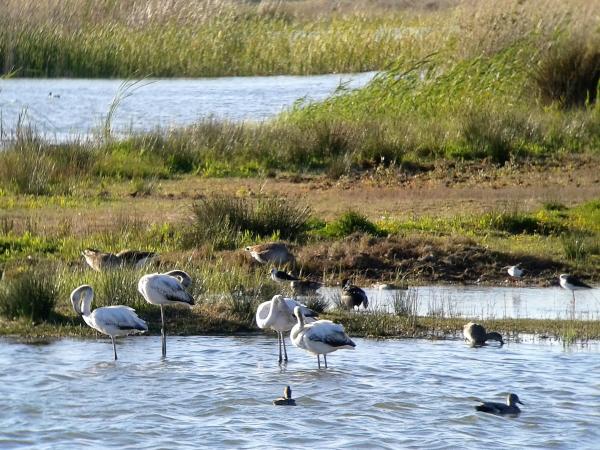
top-left (1, 336), bottom-right (600, 449)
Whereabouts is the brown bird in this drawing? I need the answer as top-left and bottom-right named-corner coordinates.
top-left (82, 248), bottom-right (157, 272)
top-left (245, 242), bottom-right (294, 265)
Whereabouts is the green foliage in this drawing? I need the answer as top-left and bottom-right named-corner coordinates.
top-left (532, 37), bottom-right (600, 109)
top-left (0, 232), bottom-right (60, 262)
top-left (478, 211), bottom-right (565, 236)
top-left (187, 194), bottom-right (311, 249)
top-left (0, 270), bottom-right (58, 321)
top-left (320, 211), bottom-right (383, 238)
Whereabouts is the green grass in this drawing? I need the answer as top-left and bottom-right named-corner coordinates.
top-left (0, 269), bottom-right (58, 322)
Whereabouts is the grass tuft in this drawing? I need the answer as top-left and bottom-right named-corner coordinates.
top-left (0, 270), bottom-right (58, 322)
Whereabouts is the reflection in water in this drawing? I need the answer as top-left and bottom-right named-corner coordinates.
top-left (1, 336), bottom-right (600, 449)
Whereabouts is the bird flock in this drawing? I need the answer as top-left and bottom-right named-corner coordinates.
top-left (73, 242), bottom-right (595, 414)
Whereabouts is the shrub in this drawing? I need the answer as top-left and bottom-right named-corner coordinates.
top-left (187, 194), bottom-right (311, 249)
top-left (532, 38), bottom-right (600, 108)
top-left (322, 211), bottom-right (383, 238)
top-left (0, 271), bottom-right (58, 322)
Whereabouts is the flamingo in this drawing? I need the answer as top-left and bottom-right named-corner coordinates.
top-left (475, 393), bottom-right (524, 416)
top-left (463, 322), bottom-right (504, 346)
top-left (137, 270), bottom-right (195, 357)
top-left (291, 306), bottom-right (355, 368)
top-left (256, 295), bottom-right (317, 363)
top-left (70, 285), bottom-right (148, 360)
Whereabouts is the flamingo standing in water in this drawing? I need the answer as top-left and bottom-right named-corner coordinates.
top-left (70, 285), bottom-right (148, 360)
top-left (291, 306), bottom-right (356, 368)
top-left (137, 270), bottom-right (195, 357)
top-left (256, 295), bottom-right (317, 363)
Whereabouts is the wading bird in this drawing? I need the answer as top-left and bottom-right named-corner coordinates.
top-left (70, 285), bottom-right (147, 360)
top-left (463, 322), bottom-right (504, 346)
top-left (137, 270), bottom-right (195, 357)
top-left (82, 248), bottom-right (157, 271)
top-left (559, 273), bottom-right (592, 304)
top-left (341, 279), bottom-right (368, 311)
top-left (245, 243), bottom-right (294, 265)
top-left (475, 393), bottom-right (523, 416)
top-left (272, 385), bottom-right (296, 406)
top-left (291, 306), bottom-right (355, 369)
top-left (256, 295), bottom-right (317, 363)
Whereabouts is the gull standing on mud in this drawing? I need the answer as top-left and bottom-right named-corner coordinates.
top-left (70, 285), bottom-right (148, 360)
top-left (475, 393), bottom-right (524, 416)
top-left (463, 322), bottom-right (504, 346)
top-left (256, 295), bottom-right (317, 363)
top-left (137, 270), bottom-right (195, 357)
top-left (503, 264), bottom-right (524, 280)
top-left (291, 306), bottom-right (355, 368)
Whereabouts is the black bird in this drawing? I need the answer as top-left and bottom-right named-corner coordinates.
top-left (270, 268), bottom-right (300, 283)
top-left (273, 385), bottom-right (296, 406)
top-left (475, 393), bottom-right (523, 416)
top-left (341, 279), bottom-right (368, 310)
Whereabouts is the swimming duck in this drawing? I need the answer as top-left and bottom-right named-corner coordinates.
top-left (463, 322), bottom-right (504, 346)
top-left (272, 385), bottom-right (296, 406)
top-left (475, 393), bottom-right (523, 416)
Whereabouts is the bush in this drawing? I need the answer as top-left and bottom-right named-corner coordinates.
top-left (0, 271), bottom-right (58, 322)
top-left (532, 38), bottom-right (600, 108)
top-left (187, 194), bottom-right (311, 249)
top-left (322, 211), bottom-right (383, 238)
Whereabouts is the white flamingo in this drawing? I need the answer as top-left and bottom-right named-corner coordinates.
top-left (256, 295), bottom-right (317, 363)
top-left (290, 306), bottom-right (355, 368)
top-left (70, 285), bottom-right (148, 360)
top-left (137, 270), bottom-right (195, 357)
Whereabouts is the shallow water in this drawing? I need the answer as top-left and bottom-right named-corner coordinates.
top-left (321, 286), bottom-right (600, 320)
top-left (0, 73), bottom-right (374, 140)
top-left (1, 335), bottom-right (600, 449)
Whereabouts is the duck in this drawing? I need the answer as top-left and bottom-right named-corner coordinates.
top-left (463, 322), bottom-right (504, 346)
top-left (245, 242), bottom-right (294, 265)
top-left (291, 306), bottom-right (355, 368)
top-left (272, 385), bottom-right (296, 406)
top-left (82, 248), bottom-right (157, 271)
top-left (475, 393), bottom-right (523, 416)
top-left (341, 279), bottom-right (368, 310)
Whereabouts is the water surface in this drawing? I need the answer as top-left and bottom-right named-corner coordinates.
top-left (0, 73), bottom-right (374, 140)
top-left (1, 336), bottom-right (599, 449)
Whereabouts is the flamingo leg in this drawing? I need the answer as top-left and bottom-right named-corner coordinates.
top-left (317, 355), bottom-right (321, 369)
top-left (111, 335), bottom-right (117, 360)
top-left (160, 304), bottom-right (166, 357)
top-left (282, 333), bottom-right (288, 362)
top-left (278, 332), bottom-right (283, 363)
top-left (324, 354), bottom-right (328, 368)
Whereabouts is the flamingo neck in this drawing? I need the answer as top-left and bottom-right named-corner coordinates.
top-left (79, 288), bottom-right (93, 316)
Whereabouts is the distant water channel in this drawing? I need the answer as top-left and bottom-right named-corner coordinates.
top-left (1, 336), bottom-right (600, 449)
top-left (321, 285), bottom-right (600, 321)
top-left (0, 73), bottom-right (374, 141)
